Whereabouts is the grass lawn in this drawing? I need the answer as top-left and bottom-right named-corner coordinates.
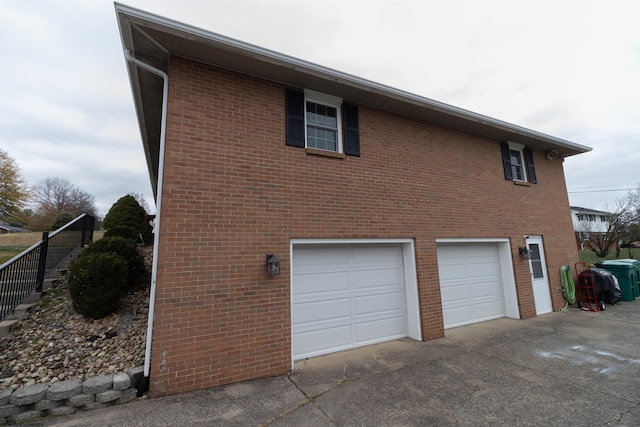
top-left (0, 232), bottom-right (42, 264)
top-left (579, 248), bottom-right (640, 264)
top-left (0, 230), bottom-right (104, 264)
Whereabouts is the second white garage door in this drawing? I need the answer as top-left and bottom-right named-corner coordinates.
top-left (437, 243), bottom-right (506, 329)
top-left (292, 244), bottom-right (408, 360)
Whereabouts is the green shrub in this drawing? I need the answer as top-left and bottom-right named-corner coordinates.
top-left (51, 212), bottom-right (74, 230)
top-left (68, 252), bottom-right (129, 318)
top-left (102, 195), bottom-right (153, 244)
top-left (104, 226), bottom-right (139, 241)
top-left (84, 236), bottom-right (149, 289)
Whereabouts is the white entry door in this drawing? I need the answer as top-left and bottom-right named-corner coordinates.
top-left (527, 236), bottom-right (552, 314)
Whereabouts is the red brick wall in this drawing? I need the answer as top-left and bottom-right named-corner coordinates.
top-left (148, 56), bottom-right (579, 396)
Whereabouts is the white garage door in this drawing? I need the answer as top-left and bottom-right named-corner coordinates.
top-left (437, 243), bottom-right (505, 329)
top-left (292, 244), bottom-right (407, 359)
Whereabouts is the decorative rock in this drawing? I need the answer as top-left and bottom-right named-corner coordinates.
top-left (35, 399), bottom-right (62, 411)
top-left (10, 383), bottom-right (48, 406)
top-left (96, 389), bottom-right (122, 403)
top-left (47, 379), bottom-right (82, 401)
top-left (49, 405), bottom-right (76, 416)
top-left (84, 401), bottom-right (107, 411)
top-left (113, 372), bottom-right (130, 391)
top-left (0, 389), bottom-right (11, 406)
top-left (66, 394), bottom-right (94, 408)
top-left (82, 375), bottom-right (112, 394)
top-left (0, 404), bottom-right (25, 418)
top-left (9, 409), bottom-right (43, 422)
top-left (127, 366), bottom-right (144, 390)
top-left (118, 388), bottom-right (138, 405)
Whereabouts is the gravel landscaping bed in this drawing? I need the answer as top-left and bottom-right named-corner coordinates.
top-left (0, 247), bottom-right (151, 391)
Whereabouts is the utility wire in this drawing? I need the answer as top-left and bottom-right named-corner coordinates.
top-left (584, 133), bottom-right (640, 146)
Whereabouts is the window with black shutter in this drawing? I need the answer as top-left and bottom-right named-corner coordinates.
top-left (500, 141), bottom-right (537, 184)
top-left (285, 88), bottom-right (360, 157)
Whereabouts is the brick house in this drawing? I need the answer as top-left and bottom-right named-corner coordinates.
top-left (116, 4), bottom-right (591, 397)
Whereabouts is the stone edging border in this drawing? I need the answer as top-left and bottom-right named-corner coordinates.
top-left (0, 366), bottom-right (144, 424)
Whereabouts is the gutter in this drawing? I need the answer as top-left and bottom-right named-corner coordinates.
top-left (114, 2), bottom-right (591, 156)
top-left (123, 48), bottom-right (168, 396)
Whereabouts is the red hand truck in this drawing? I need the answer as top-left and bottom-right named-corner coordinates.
top-left (574, 262), bottom-right (605, 312)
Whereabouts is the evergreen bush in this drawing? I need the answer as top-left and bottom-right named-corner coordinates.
top-left (68, 252), bottom-right (129, 319)
top-left (104, 226), bottom-right (139, 241)
top-left (84, 236), bottom-right (149, 289)
top-left (51, 212), bottom-right (74, 230)
top-left (102, 195), bottom-right (153, 244)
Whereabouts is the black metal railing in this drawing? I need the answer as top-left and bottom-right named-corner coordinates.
top-left (0, 214), bottom-right (94, 321)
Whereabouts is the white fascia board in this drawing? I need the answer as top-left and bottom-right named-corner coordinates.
top-left (114, 3), bottom-right (591, 155)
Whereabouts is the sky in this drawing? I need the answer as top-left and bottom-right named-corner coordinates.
top-left (1, 0), bottom-right (639, 217)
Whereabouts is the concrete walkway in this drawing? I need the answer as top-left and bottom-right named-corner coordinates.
top-left (28, 301), bottom-right (640, 426)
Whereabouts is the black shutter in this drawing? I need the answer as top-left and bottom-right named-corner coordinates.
top-left (285, 89), bottom-right (305, 148)
top-left (343, 103), bottom-right (360, 157)
top-left (524, 148), bottom-right (537, 184)
top-left (500, 142), bottom-right (513, 180)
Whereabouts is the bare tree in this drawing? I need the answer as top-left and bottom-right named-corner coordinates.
top-left (128, 192), bottom-right (151, 214)
top-left (582, 187), bottom-right (640, 258)
top-left (27, 177), bottom-right (97, 231)
top-left (617, 185), bottom-right (640, 257)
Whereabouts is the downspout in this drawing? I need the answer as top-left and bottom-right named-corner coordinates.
top-left (124, 49), bottom-right (168, 396)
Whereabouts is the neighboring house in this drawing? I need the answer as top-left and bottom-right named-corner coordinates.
top-left (570, 206), bottom-right (612, 250)
top-left (116, 5), bottom-right (591, 397)
top-left (0, 224), bottom-right (29, 234)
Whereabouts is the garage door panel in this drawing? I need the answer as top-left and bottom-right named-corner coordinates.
top-left (467, 262), bottom-right (500, 278)
top-left (437, 245), bottom-right (466, 260)
top-left (466, 244), bottom-right (498, 259)
top-left (355, 316), bottom-right (406, 343)
top-left (443, 306), bottom-right (472, 327)
top-left (352, 267), bottom-right (403, 290)
top-left (470, 280), bottom-right (503, 298)
top-left (293, 271), bottom-right (350, 296)
top-left (471, 301), bottom-right (504, 320)
top-left (294, 246), bottom-right (350, 267)
top-left (350, 245), bottom-right (403, 264)
top-left (437, 263), bottom-right (468, 279)
top-left (437, 243), bottom-right (506, 329)
top-left (441, 283), bottom-right (470, 303)
top-left (355, 291), bottom-right (404, 315)
top-left (293, 244), bottom-right (408, 359)
top-left (293, 325), bottom-right (352, 356)
top-left (293, 298), bottom-right (351, 325)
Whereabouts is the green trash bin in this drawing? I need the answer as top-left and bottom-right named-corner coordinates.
top-left (602, 259), bottom-right (639, 302)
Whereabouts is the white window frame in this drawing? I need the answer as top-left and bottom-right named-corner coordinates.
top-left (507, 142), bottom-right (527, 182)
top-left (304, 90), bottom-right (343, 153)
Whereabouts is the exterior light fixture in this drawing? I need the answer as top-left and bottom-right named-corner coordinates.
top-left (266, 254), bottom-right (281, 276)
top-left (518, 247), bottom-right (530, 260)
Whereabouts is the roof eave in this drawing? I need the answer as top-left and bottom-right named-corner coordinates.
top-left (115, 3), bottom-right (592, 195)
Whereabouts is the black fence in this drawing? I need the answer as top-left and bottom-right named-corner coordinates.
top-left (0, 214), bottom-right (94, 321)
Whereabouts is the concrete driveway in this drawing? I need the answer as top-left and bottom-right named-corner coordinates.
top-left (30, 301), bottom-right (640, 426)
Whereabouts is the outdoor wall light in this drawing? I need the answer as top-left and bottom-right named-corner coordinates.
top-left (266, 254), bottom-right (281, 276)
top-left (518, 247), bottom-right (530, 260)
